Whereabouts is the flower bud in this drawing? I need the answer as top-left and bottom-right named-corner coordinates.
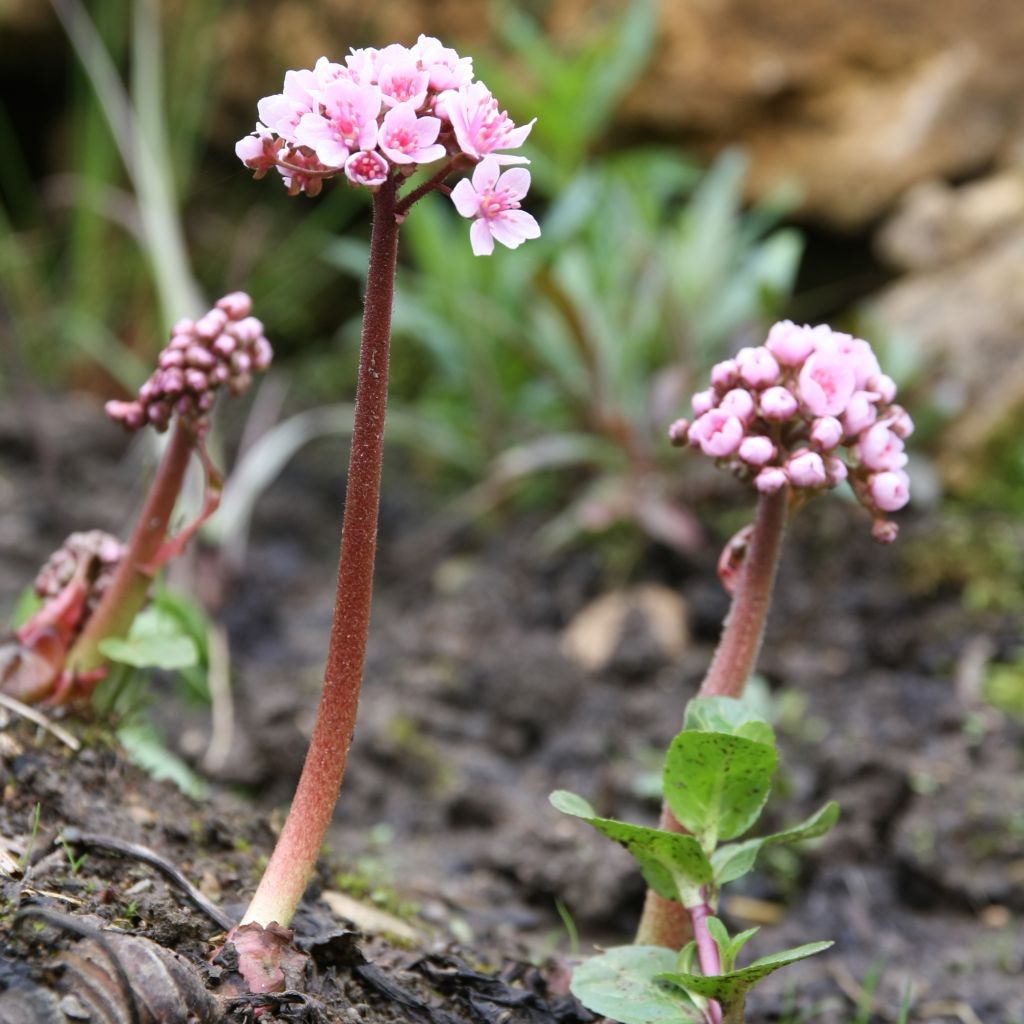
top-left (810, 416), bottom-right (843, 450)
top-left (668, 418), bottom-right (690, 447)
top-left (765, 320), bottom-right (815, 366)
top-left (195, 309), bottom-right (228, 340)
top-left (710, 359), bottom-right (738, 391)
top-left (759, 386), bottom-right (798, 421)
top-left (754, 467), bottom-right (788, 493)
top-left (868, 470), bottom-right (910, 512)
top-left (843, 391), bottom-right (877, 435)
top-left (736, 346), bottom-right (781, 389)
top-left (786, 450), bottom-right (827, 488)
top-left (216, 291), bottom-right (254, 320)
top-left (719, 388), bottom-right (756, 423)
top-left (692, 389), bottom-right (717, 417)
top-left (738, 435), bottom-right (775, 466)
top-left (185, 368), bottom-right (208, 392)
top-left (691, 410), bottom-right (744, 457)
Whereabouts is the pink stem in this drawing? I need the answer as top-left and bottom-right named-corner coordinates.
top-left (689, 899), bottom-right (723, 1024)
top-left (66, 419), bottom-right (197, 675)
top-left (240, 176), bottom-right (400, 929)
top-left (635, 488), bottom-right (789, 948)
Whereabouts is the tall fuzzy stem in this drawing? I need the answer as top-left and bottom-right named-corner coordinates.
top-left (635, 488), bottom-right (788, 948)
top-left (67, 419), bottom-right (196, 674)
top-left (241, 178), bottom-right (400, 928)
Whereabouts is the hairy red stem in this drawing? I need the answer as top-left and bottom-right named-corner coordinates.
top-left (689, 899), bottom-right (723, 1024)
top-left (241, 178), bottom-right (400, 928)
top-left (67, 419), bottom-right (197, 675)
top-left (635, 488), bottom-right (788, 948)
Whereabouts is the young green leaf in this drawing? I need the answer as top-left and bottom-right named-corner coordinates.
top-left (570, 945), bottom-right (705, 1024)
top-left (550, 790), bottom-right (712, 904)
top-left (710, 800), bottom-right (839, 885)
top-left (98, 605), bottom-right (199, 671)
top-left (657, 941), bottom-right (834, 1003)
top-left (662, 732), bottom-right (777, 850)
top-left (683, 696), bottom-right (775, 747)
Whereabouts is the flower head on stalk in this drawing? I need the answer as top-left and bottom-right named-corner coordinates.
top-left (235, 37), bottom-right (539, 255)
top-left (670, 322), bottom-right (913, 542)
top-left (106, 292), bottom-right (272, 437)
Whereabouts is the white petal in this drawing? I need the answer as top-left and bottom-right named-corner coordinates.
top-left (496, 167), bottom-right (530, 201)
top-left (470, 218), bottom-right (495, 256)
top-left (471, 157), bottom-right (501, 192)
top-left (450, 179), bottom-right (479, 217)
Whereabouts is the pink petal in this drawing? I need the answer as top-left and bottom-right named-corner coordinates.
top-left (470, 218), bottom-right (495, 256)
top-left (450, 179), bottom-right (480, 218)
top-left (471, 157), bottom-right (501, 193)
top-left (496, 167), bottom-right (531, 201)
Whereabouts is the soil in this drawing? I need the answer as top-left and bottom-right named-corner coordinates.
top-left (1, 395), bottom-right (1022, 1024)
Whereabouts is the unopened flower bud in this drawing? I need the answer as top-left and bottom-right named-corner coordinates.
top-left (668, 418), bottom-right (690, 446)
top-left (738, 436), bottom-right (775, 466)
top-left (160, 368), bottom-right (185, 394)
top-left (171, 318), bottom-right (195, 336)
top-left (216, 291), bottom-right (254, 320)
top-left (692, 389), bottom-right (717, 417)
top-left (213, 334), bottom-right (237, 357)
top-left (185, 368), bottom-right (208, 391)
top-left (710, 359), bottom-right (738, 391)
top-left (195, 309), bottom-right (228, 340)
top-left (810, 416), bottom-right (843, 451)
top-left (252, 337), bottom-right (273, 370)
top-left (736, 346), bottom-right (780, 389)
top-left (231, 351), bottom-right (252, 375)
top-left (825, 456), bottom-right (848, 485)
top-left (843, 391), bottom-right (877, 435)
top-left (786, 450), bottom-right (828, 488)
top-left (760, 386), bottom-right (798, 422)
top-left (871, 519), bottom-right (900, 544)
top-left (211, 364), bottom-right (231, 384)
top-left (692, 410), bottom-right (744, 457)
top-left (754, 467), bottom-right (788, 493)
top-left (868, 373), bottom-right (897, 404)
top-left (185, 345), bottom-right (216, 369)
top-left (720, 388), bottom-right (756, 423)
top-left (765, 320), bottom-right (815, 366)
top-left (233, 316), bottom-right (264, 343)
top-left (868, 469), bottom-right (910, 512)
top-left (159, 349), bottom-right (185, 369)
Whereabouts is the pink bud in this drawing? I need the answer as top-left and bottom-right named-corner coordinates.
top-left (171, 318), bottom-right (195, 336)
top-left (232, 317), bottom-right (264, 343)
top-left (810, 416), bottom-right (843, 450)
top-left (216, 291), bottom-right (254, 320)
top-left (736, 346), bottom-right (781, 388)
top-left (710, 359), bottom-right (738, 391)
top-left (871, 519), bottom-right (900, 544)
top-left (868, 373), bottom-right (897, 404)
top-left (668, 418), bottom-right (690, 446)
top-left (211, 364), bottom-right (231, 384)
top-left (719, 388), bottom-right (756, 423)
top-left (765, 320), bottom-right (815, 366)
top-left (859, 423), bottom-right (907, 471)
top-left (692, 389), bottom-right (717, 417)
top-left (160, 368), bottom-right (185, 394)
top-left (185, 345), bottom-right (216, 369)
top-left (825, 456), bottom-right (848, 485)
top-left (786, 449), bottom-right (828, 488)
top-left (754, 467), bottom-right (788, 493)
top-left (213, 334), bottom-right (237, 357)
top-left (185, 369), bottom-right (208, 391)
top-left (197, 391), bottom-right (216, 411)
top-left (231, 351), bottom-right (252, 375)
top-left (738, 435), bottom-right (775, 466)
top-left (868, 470), bottom-right (910, 511)
top-left (843, 391), bottom-right (877, 435)
top-left (888, 408), bottom-right (915, 439)
top-left (252, 337), bottom-right (274, 371)
top-left (759, 386), bottom-right (798, 421)
top-left (174, 396), bottom-right (195, 416)
top-left (159, 349), bottom-right (185, 369)
top-left (691, 410), bottom-right (744, 457)
top-left (195, 309), bottom-right (228, 340)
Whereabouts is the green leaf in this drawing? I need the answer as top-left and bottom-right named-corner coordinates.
top-left (116, 721), bottom-right (207, 799)
top-left (8, 587), bottom-right (43, 630)
top-left (570, 946), bottom-right (705, 1024)
top-left (657, 941), bottom-right (834, 1003)
top-left (662, 732), bottom-right (777, 850)
top-left (550, 791), bottom-right (712, 903)
top-left (98, 606), bottom-right (199, 670)
top-left (683, 696), bottom-right (775, 746)
top-left (711, 801), bottom-right (840, 884)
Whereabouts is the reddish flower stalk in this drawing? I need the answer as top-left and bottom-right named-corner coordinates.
top-left (635, 487), bottom-right (788, 948)
top-left (65, 419), bottom-right (198, 678)
top-left (240, 178), bottom-right (400, 929)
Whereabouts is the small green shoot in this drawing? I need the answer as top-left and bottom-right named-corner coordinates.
top-left (18, 803), bottom-right (43, 872)
top-left (59, 834), bottom-right (88, 876)
top-left (553, 697), bottom-right (838, 1023)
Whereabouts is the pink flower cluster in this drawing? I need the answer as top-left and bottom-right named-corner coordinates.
top-left (106, 293), bottom-right (272, 435)
top-left (235, 38), bottom-right (540, 256)
top-left (670, 322), bottom-right (913, 541)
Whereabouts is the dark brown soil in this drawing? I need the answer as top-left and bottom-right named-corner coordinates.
top-left (2, 396), bottom-right (1022, 1023)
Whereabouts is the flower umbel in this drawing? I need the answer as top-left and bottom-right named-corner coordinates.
top-left (236, 37), bottom-right (540, 256)
top-left (671, 322), bottom-right (913, 540)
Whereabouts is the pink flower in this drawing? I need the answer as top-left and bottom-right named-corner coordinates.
top-left (869, 470), bottom-right (910, 511)
top-left (345, 150), bottom-right (390, 188)
top-left (377, 102), bottom-right (446, 165)
top-left (887, 407), bottom-right (915, 438)
top-left (869, 373), bottom-right (897, 404)
top-left (739, 436), bottom-right (775, 466)
top-left (825, 456), bottom-right (848, 485)
top-left (690, 410), bottom-right (744, 457)
top-left (378, 55), bottom-right (429, 109)
top-left (858, 423), bottom-right (907, 471)
top-left (810, 416), bottom-right (843, 451)
top-left (799, 346), bottom-right (856, 417)
top-left (755, 467), bottom-right (788, 493)
top-left (257, 80), bottom-right (315, 145)
top-left (736, 346), bottom-right (780, 389)
top-left (440, 82), bottom-right (534, 164)
top-left (345, 46), bottom-right (382, 84)
top-left (691, 389), bottom-right (717, 417)
top-left (668, 418), bottom-right (690, 446)
top-left (759, 386), bottom-right (798, 421)
top-left (822, 333), bottom-right (881, 390)
top-left (786, 450), bottom-right (828, 488)
top-left (719, 388), bottom-right (756, 423)
top-left (236, 123), bottom-right (281, 177)
top-left (765, 320), bottom-right (815, 366)
top-left (450, 158), bottom-right (540, 256)
top-left (843, 390), bottom-right (877, 435)
top-left (413, 35), bottom-right (474, 91)
top-left (295, 80), bottom-right (382, 168)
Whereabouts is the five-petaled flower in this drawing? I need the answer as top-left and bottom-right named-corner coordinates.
top-left (450, 158), bottom-right (541, 256)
